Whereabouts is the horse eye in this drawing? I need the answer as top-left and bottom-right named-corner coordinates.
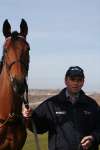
top-left (27, 46), bottom-right (30, 51)
top-left (4, 48), bottom-right (7, 53)
top-left (25, 42), bottom-right (30, 51)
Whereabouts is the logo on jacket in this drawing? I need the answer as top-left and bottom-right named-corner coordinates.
top-left (56, 111), bottom-right (66, 115)
top-left (83, 110), bottom-right (92, 115)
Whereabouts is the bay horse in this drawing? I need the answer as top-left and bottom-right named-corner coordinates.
top-left (0, 19), bottom-right (30, 150)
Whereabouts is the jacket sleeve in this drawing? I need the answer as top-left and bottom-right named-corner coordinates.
top-left (31, 100), bottom-right (53, 134)
top-left (91, 106), bottom-right (100, 144)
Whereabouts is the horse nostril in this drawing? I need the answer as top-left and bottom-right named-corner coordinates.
top-left (12, 79), bottom-right (26, 95)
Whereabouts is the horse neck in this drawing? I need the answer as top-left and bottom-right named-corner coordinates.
top-left (0, 66), bottom-right (22, 119)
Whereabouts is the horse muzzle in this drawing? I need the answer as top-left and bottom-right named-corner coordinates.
top-left (11, 78), bottom-right (26, 95)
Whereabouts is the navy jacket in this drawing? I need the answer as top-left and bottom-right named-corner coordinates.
top-left (32, 88), bottom-right (100, 150)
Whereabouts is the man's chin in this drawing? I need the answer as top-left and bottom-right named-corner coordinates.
top-left (71, 88), bottom-right (80, 94)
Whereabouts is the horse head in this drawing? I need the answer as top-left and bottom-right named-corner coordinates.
top-left (2, 19), bottom-right (30, 96)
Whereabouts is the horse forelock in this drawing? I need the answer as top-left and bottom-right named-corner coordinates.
top-left (11, 31), bottom-right (19, 40)
top-left (4, 31), bottom-right (25, 42)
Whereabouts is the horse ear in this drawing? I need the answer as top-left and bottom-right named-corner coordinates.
top-left (3, 19), bottom-right (11, 38)
top-left (20, 19), bottom-right (28, 38)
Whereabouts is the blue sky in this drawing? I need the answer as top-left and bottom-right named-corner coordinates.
top-left (0, 0), bottom-right (100, 92)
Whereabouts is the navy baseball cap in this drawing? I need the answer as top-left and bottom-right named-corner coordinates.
top-left (65, 66), bottom-right (85, 78)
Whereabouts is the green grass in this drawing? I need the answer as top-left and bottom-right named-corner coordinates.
top-left (22, 130), bottom-right (48, 150)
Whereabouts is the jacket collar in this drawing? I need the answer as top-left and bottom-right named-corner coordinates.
top-left (57, 88), bottom-right (86, 104)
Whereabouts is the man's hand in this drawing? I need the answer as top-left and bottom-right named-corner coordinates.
top-left (81, 135), bottom-right (94, 150)
top-left (22, 107), bottom-right (33, 118)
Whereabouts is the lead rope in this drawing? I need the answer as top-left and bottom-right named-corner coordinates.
top-left (23, 79), bottom-right (41, 150)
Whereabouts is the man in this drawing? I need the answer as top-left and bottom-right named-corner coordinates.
top-left (23, 66), bottom-right (100, 150)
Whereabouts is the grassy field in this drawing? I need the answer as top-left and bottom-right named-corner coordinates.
top-left (22, 130), bottom-right (48, 150)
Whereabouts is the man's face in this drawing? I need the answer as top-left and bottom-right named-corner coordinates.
top-left (65, 76), bottom-right (84, 94)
